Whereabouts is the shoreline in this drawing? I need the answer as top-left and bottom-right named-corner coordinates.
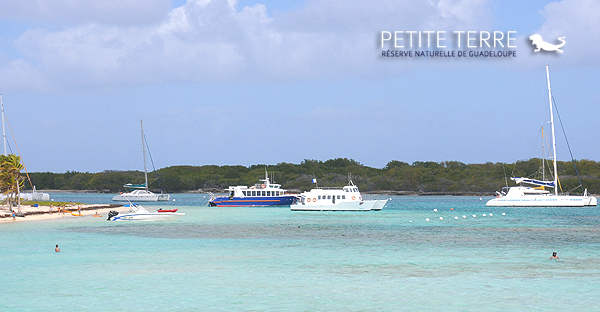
top-left (30, 189), bottom-right (502, 196)
top-left (0, 204), bottom-right (123, 223)
top-left (31, 189), bottom-right (600, 197)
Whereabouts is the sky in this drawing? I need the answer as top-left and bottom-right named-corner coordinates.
top-left (0, 0), bottom-right (599, 173)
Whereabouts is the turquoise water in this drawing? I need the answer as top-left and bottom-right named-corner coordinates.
top-left (2, 194), bottom-right (600, 311)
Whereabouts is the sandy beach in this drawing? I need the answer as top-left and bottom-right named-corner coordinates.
top-left (0, 204), bottom-right (124, 223)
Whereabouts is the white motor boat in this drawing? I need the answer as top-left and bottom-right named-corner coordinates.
top-left (291, 180), bottom-right (387, 211)
top-left (112, 120), bottom-right (170, 202)
top-left (486, 65), bottom-right (597, 207)
top-left (107, 204), bottom-right (184, 221)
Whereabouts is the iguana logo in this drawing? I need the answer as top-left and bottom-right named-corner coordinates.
top-left (529, 34), bottom-right (566, 54)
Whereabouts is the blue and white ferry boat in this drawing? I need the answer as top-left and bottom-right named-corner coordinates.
top-left (208, 172), bottom-right (297, 207)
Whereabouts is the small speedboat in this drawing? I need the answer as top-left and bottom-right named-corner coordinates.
top-left (157, 209), bottom-right (178, 213)
top-left (107, 204), bottom-right (184, 221)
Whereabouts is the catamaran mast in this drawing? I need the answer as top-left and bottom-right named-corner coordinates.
top-left (141, 119), bottom-right (149, 192)
top-left (546, 65), bottom-right (558, 196)
top-left (1, 94), bottom-right (6, 156)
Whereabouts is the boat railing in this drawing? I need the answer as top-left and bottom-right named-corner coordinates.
top-left (310, 187), bottom-right (345, 190)
top-left (207, 192), bottom-right (217, 202)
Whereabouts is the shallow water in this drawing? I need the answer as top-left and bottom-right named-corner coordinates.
top-left (2, 194), bottom-right (600, 311)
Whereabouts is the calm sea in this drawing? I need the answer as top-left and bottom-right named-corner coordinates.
top-left (2, 193), bottom-right (600, 311)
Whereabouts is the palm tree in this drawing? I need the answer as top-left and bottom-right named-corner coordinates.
top-left (0, 154), bottom-right (25, 212)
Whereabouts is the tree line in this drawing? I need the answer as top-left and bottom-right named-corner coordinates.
top-left (23, 158), bottom-right (600, 195)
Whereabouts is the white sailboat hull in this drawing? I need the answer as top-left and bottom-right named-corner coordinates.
top-left (486, 195), bottom-right (595, 207)
top-left (112, 190), bottom-right (170, 202)
top-left (0, 192), bottom-right (50, 201)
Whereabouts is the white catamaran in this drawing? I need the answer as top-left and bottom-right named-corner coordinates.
top-left (112, 120), bottom-right (170, 202)
top-left (0, 95), bottom-right (50, 202)
top-left (486, 65), bottom-right (597, 207)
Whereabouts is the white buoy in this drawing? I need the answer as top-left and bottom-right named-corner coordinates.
top-left (425, 218), bottom-right (430, 221)
top-left (489, 213), bottom-right (493, 216)
top-left (173, 199), bottom-right (176, 201)
top-left (502, 212), bottom-right (506, 216)
top-left (463, 215), bottom-right (466, 218)
top-left (433, 209), bottom-right (438, 212)
top-left (472, 214), bottom-right (476, 218)
top-left (454, 216), bottom-right (459, 220)
top-left (409, 220), bottom-right (412, 223)
top-left (479, 198), bottom-right (482, 200)
top-left (439, 217), bottom-right (443, 220)
top-left (483, 214), bottom-right (487, 217)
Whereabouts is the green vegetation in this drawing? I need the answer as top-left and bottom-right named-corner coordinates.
top-left (0, 154), bottom-right (25, 207)
top-left (23, 158), bottom-right (600, 195)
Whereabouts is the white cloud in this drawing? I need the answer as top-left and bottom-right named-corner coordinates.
top-left (0, 0), bottom-right (172, 26)
top-left (510, 0), bottom-right (600, 69)
top-left (0, 0), bottom-right (496, 92)
top-left (538, 0), bottom-right (600, 66)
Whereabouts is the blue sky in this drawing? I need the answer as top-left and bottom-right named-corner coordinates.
top-left (0, 0), bottom-right (599, 173)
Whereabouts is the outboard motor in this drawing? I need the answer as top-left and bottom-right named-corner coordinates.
top-left (107, 211), bottom-right (119, 221)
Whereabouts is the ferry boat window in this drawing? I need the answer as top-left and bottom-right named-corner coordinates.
top-left (327, 195), bottom-right (331, 199)
top-left (318, 196), bottom-right (321, 200)
top-left (242, 191), bottom-right (246, 196)
top-left (342, 195), bottom-right (345, 199)
top-left (252, 191), bottom-right (256, 196)
top-left (337, 195), bottom-right (340, 199)
top-left (262, 191), bottom-right (266, 196)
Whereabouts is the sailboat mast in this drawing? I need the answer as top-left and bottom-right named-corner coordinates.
top-left (541, 126), bottom-right (545, 181)
top-left (546, 65), bottom-right (558, 196)
top-left (141, 119), bottom-right (149, 192)
top-left (1, 94), bottom-right (6, 156)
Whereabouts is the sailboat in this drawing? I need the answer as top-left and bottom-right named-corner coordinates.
top-left (486, 65), bottom-right (597, 207)
top-left (112, 120), bottom-right (170, 202)
top-left (0, 95), bottom-right (50, 202)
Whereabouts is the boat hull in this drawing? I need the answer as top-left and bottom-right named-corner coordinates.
top-left (486, 195), bottom-right (596, 207)
top-left (1, 192), bottom-right (50, 201)
top-left (109, 212), bottom-right (184, 221)
top-left (371, 199), bottom-right (388, 211)
top-left (112, 192), bottom-right (170, 202)
top-left (209, 196), bottom-right (296, 207)
top-left (291, 200), bottom-right (381, 211)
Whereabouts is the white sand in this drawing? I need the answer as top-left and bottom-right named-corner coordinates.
top-left (0, 204), bottom-right (123, 223)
